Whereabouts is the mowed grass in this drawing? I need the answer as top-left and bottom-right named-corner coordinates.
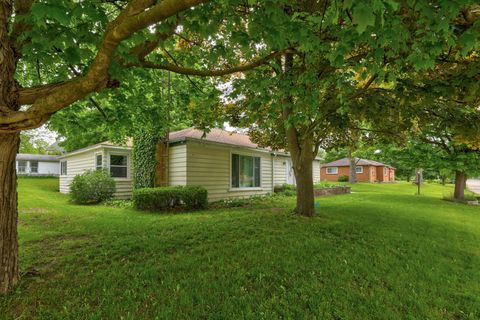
top-left (1, 178), bottom-right (479, 319)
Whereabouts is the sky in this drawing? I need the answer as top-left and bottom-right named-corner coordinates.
top-left (24, 125), bottom-right (59, 145)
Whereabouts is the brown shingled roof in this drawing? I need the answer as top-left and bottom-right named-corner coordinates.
top-left (169, 127), bottom-right (261, 149)
top-left (321, 157), bottom-right (393, 168)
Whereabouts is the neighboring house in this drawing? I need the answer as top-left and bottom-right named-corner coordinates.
top-left (16, 153), bottom-right (60, 176)
top-left (47, 140), bottom-right (66, 154)
top-left (320, 158), bottom-right (395, 183)
top-left (58, 128), bottom-right (321, 201)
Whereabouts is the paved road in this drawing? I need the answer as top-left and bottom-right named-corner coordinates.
top-left (466, 179), bottom-right (480, 194)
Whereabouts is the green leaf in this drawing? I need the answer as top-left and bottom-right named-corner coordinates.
top-left (459, 32), bottom-right (477, 56)
top-left (353, 4), bottom-right (376, 34)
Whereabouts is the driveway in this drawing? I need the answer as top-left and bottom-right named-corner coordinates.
top-left (466, 179), bottom-right (480, 194)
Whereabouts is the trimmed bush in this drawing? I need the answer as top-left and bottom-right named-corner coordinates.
top-left (133, 186), bottom-right (208, 211)
top-left (70, 170), bottom-right (116, 204)
top-left (337, 175), bottom-right (349, 182)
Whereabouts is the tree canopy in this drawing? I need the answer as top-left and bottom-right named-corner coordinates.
top-left (1, 0), bottom-right (480, 294)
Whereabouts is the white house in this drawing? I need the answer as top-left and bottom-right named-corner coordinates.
top-left (58, 128), bottom-right (321, 201)
top-left (16, 154), bottom-right (60, 176)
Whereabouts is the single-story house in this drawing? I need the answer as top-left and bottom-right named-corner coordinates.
top-left (320, 158), bottom-right (395, 183)
top-left (16, 153), bottom-right (60, 176)
top-left (58, 128), bottom-right (322, 201)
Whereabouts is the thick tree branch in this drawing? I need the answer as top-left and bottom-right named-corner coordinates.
top-left (128, 51), bottom-right (284, 76)
top-left (17, 81), bottom-right (74, 105)
top-left (1, 0), bottom-right (209, 132)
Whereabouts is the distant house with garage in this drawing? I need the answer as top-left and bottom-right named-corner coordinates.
top-left (320, 158), bottom-right (395, 183)
top-left (16, 153), bottom-right (60, 176)
top-left (58, 128), bottom-right (322, 201)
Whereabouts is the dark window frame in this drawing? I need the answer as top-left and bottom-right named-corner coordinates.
top-left (231, 153), bottom-right (261, 188)
top-left (30, 160), bottom-right (39, 173)
top-left (109, 154), bottom-right (128, 178)
top-left (96, 154), bottom-right (103, 171)
top-left (17, 160), bottom-right (27, 173)
top-left (60, 161), bottom-right (67, 175)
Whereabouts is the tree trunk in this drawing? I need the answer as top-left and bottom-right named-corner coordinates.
top-left (454, 170), bottom-right (466, 201)
top-left (348, 152), bottom-right (357, 183)
top-left (293, 154), bottom-right (314, 217)
top-left (0, 133), bottom-right (20, 294)
top-left (281, 51), bottom-right (315, 216)
top-left (0, 1), bottom-right (22, 293)
top-left (440, 175), bottom-right (447, 186)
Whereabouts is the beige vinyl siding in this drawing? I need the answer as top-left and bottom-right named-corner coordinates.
top-left (185, 140), bottom-right (272, 202)
top-left (272, 156), bottom-right (288, 186)
top-left (114, 180), bottom-right (133, 199)
top-left (104, 147), bottom-right (133, 199)
top-left (59, 151), bottom-right (96, 193)
top-left (60, 147), bottom-right (133, 199)
top-left (313, 160), bottom-right (321, 183)
top-left (169, 144), bottom-right (187, 185)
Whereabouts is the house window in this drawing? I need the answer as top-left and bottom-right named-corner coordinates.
top-left (355, 166), bottom-right (363, 174)
top-left (231, 154), bottom-right (261, 188)
top-left (60, 161), bottom-right (67, 175)
top-left (384, 167), bottom-right (387, 176)
top-left (17, 160), bottom-right (27, 173)
top-left (110, 155), bottom-right (127, 178)
top-left (96, 154), bottom-right (103, 171)
top-left (30, 161), bottom-right (39, 173)
top-left (326, 167), bottom-right (338, 174)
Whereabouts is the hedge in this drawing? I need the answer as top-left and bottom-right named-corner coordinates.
top-left (133, 186), bottom-right (208, 211)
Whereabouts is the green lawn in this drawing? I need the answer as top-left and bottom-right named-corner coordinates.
top-left (1, 178), bottom-right (479, 319)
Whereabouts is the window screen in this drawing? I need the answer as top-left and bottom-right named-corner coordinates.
top-left (110, 155), bottom-right (127, 178)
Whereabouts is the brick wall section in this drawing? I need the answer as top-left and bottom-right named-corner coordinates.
top-left (375, 166), bottom-right (395, 182)
top-left (320, 165), bottom-right (374, 182)
top-left (321, 165), bottom-right (394, 183)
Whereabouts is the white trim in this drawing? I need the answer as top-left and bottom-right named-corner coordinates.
top-left (326, 167), bottom-right (338, 174)
top-left (355, 166), bottom-right (363, 174)
top-left (108, 152), bottom-right (129, 180)
top-left (58, 144), bottom-right (130, 159)
top-left (229, 187), bottom-right (264, 192)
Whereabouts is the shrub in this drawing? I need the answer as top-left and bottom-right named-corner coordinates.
top-left (103, 199), bottom-right (133, 209)
top-left (274, 183), bottom-right (296, 193)
top-left (337, 175), bottom-right (349, 182)
top-left (314, 182), bottom-right (340, 188)
top-left (70, 170), bottom-right (116, 204)
top-left (133, 186), bottom-right (208, 211)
